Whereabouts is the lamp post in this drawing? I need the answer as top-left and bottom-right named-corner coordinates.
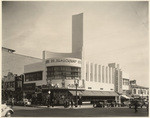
top-left (74, 78), bottom-right (79, 107)
top-left (47, 79), bottom-right (51, 107)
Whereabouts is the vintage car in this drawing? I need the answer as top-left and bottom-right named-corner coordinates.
top-left (93, 100), bottom-right (110, 108)
top-left (1, 104), bottom-right (14, 117)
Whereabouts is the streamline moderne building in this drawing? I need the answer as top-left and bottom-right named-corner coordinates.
top-left (23, 13), bottom-right (124, 104)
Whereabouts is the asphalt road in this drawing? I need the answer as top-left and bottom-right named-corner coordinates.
top-left (12, 106), bottom-right (148, 117)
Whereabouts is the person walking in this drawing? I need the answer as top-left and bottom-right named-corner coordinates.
top-left (11, 97), bottom-right (14, 108)
top-left (51, 99), bottom-right (54, 107)
top-left (78, 97), bottom-right (82, 107)
top-left (134, 100), bottom-right (138, 113)
top-left (147, 102), bottom-right (149, 113)
top-left (70, 99), bottom-right (74, 108)
top-left (47, 95), bottom-right (51, 108)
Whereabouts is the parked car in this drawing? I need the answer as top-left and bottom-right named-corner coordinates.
top-left (1, 104), bottom-right (14, 117)
top-left (93, 101), bottom-right (104, 108)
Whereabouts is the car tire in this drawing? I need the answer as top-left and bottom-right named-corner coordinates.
top-left (93, 104), bottom-right (96, 108)
top-left (129, 106), bottom-right (131, 108)
top-left (5, 111), bottom-right (12, 117)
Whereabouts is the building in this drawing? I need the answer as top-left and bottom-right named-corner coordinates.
top-left (3, 13), bottom-right (148, 106)
top-left (2, 47), bottom-right (42, 102)
top-left (120, 72), bottom-right (130, 101)
top-left (23, 13), bottom-right (121, 105)
top-left (2, 73), bottom-right (24, 102)
top-left (129, 80), bottom-right (149, 100)
top-left (2, 47), bottom-right (42, 77)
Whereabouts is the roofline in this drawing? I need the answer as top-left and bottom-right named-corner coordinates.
top-left (2, 47), bottom-right (15, 52)
top-left (12, 53), bottom-right (42, 60)
top-left (2, 47), bottom-right (42, 60)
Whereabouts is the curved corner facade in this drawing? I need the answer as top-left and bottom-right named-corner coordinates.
top-left (23, 13), bottom-right (120, 105)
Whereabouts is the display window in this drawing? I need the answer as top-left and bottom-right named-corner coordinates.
top-left (47, 66), bottom-right (81, 80)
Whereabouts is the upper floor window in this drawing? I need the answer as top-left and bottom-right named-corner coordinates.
top-left (123, 79), bottom-right (129, 85)
top-left (143, 90), bottom-right (146, 94)
top-left (133, 89), bottom-right (136, 94)
top-left (138, 90), bottom-right (141, 94)
top-left (25, 71), bottom-right (42, 82)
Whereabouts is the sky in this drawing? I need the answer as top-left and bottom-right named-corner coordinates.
top-left (2, 1), bottom-right (149, 87)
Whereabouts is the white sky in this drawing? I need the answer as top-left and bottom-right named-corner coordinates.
top-left (2, 1), bottom-right (149, 87)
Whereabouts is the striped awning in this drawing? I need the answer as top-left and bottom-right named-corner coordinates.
top-left (69, 90), bottom-right (118, 97)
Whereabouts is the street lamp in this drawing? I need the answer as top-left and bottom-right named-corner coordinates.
top-left (47, 79), bottom-right (51, 107)
top-left (74, 78), bottom-right (79, 107)
top-left (47, 79), bottom-right (51, 92)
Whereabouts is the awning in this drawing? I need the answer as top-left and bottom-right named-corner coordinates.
top-left (69, 90), bottom-right (118, 97)
top-left (121, 95), bottom-right (130, 99)
top-left (69, 91), bottom-right (83, 96)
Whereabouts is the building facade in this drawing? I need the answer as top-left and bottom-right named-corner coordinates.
top-left (3, 13), bottom-right (148, 106)
top-left (2, 73), bottom-right (24, 102)
top-left (129, 80), bottom-right (149, 99)
top-left (2, 47), bottom-right (42, 103)
top-left (23, 13), bottom-right (120, 105)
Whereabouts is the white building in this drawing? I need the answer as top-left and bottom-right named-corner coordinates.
top-left (23, 13), bottom-right (125, 104)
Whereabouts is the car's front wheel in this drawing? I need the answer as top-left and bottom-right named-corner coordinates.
top-left (5, 111), bottom-right (12, 117)
top-left (93, 104), bottom-right (97, 108)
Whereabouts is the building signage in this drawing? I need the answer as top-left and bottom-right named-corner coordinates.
top-left (45, 58), bottom-right (81, 64)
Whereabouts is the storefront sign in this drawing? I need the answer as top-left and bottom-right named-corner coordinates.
top-left (46, 58), bottom-right (81, 64)
top-left (45, 58), bottom-right (82, 67)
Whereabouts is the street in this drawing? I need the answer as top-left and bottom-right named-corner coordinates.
top-left (11, 106), bottom-right (148, 117)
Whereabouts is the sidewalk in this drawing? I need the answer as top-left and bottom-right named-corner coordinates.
top-left (36, 105), bottom-right (131, 109)
top-left (37, 104), bottom-right (93, 109)
top-left (13, 104), bottom-right (146, 110)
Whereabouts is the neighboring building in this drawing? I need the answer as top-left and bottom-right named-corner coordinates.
top-left (122, 72), bottom-right (130, 93)
top-left (2, 72), bottom-right (24, 102)
top-left (129, 80), bottom-right (149, 99)
top-left (120, 72), bottom-right (130, 100)
top-left (2, 47), bottom-right (42, 102)
top-left (2, 47), bottom-right (42, 77)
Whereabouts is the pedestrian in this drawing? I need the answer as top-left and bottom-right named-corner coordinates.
top-left (70, 99), bottom-right (74, 108)
top-left (11, 97), bottom-right (14, 108)
top-left (147, 102), bottom-right (149, 113)
top-left (51, 99), bottom-right (54, 107)
top-left (47, 95), bottom-right (51, 108)
top-left (78, 98), bottom-right (82, 107)
top-left (134, 100), bottom-right (138, 113)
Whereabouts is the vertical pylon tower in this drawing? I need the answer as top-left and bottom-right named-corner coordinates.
top-left (72, 13), bottom-right (85, 86)
top-left (72, 13), bottom-right (84, 58)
